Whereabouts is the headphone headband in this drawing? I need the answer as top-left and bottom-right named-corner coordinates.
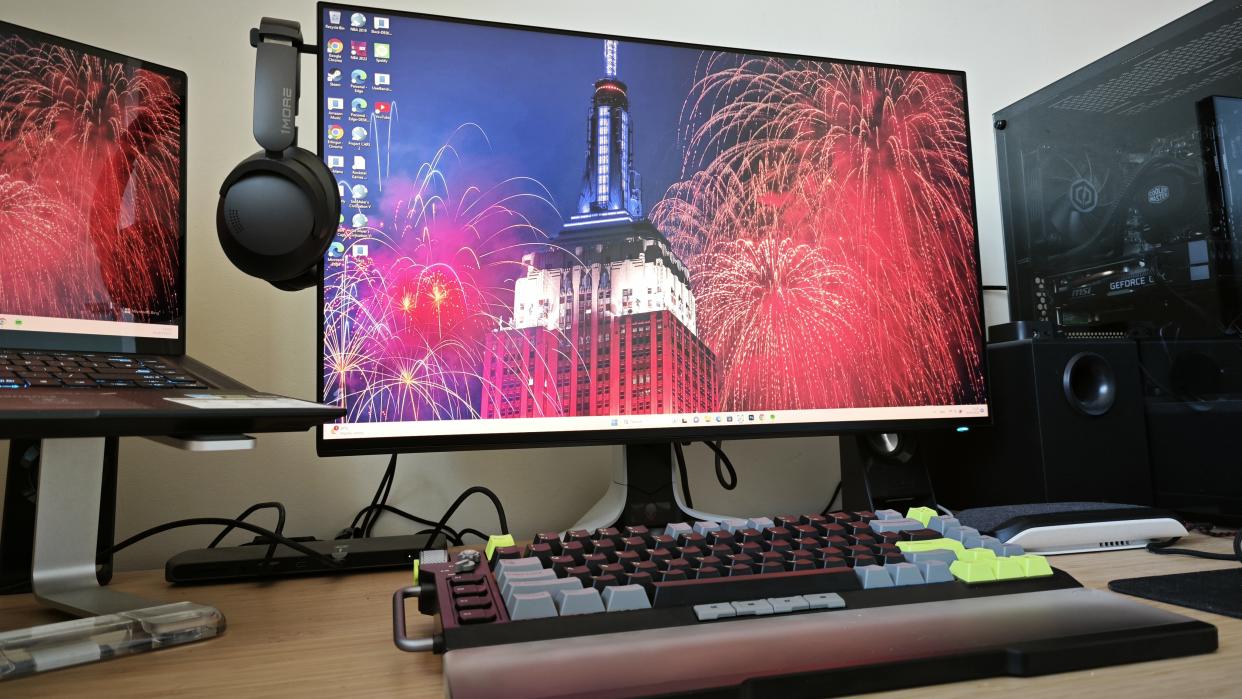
top-left (250, 18), bottom-right (304, 154)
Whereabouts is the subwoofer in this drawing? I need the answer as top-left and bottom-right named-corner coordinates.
top-left (921, 338), bottom-right (1153, 508)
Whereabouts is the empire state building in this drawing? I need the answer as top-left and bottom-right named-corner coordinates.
top-left (480, 41), bottom-right (718, 419)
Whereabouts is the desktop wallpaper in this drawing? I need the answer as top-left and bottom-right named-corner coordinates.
top-left (321, 9), bottom-right (985, 426)
top-left (0, 26), bottom-right (182, 326)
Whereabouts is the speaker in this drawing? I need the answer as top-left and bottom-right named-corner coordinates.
top-left (923, 338), bottom-right (1153, 508)
top-left (839, 432), bottom-right (938, 513)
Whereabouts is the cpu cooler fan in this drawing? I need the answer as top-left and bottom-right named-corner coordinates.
top-left (1035, 151), bottom-right (1117, 258)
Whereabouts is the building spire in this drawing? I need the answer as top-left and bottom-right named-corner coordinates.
top-left (604, 39), bottom-right (618, 78)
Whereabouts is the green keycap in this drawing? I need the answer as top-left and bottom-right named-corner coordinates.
top-left (950, 559), bottom-right (997, 583)
top-left (906, 506), bottom-right (939, 527)
top-left (995, 557), bottom-right (1025, 580)
top-left (958, 547), bottom-right (997, 563)
top-left (896, 538), bottom-right (966, 556)
top-left (1017, 554), bottom-right (1053, 577)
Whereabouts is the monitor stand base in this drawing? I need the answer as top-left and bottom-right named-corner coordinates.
top-left (568, 442), bottom-right (693, 532)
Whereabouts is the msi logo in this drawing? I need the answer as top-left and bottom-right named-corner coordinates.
top-left (280, 87), bottom-right (294, 134)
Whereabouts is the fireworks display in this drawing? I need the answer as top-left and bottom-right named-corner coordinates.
top-left (323, 127), bottom-right (565, 422)
top-left (0, 30), bottom-right (182, 323)
top-left (651, 56), bottom-right (984, 410)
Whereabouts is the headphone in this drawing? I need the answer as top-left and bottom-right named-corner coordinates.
top-left (217, 18), bottom-right (339, 291)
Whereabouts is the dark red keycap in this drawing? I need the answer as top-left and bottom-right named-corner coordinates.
top-left (871, 543), bottom-right (899, 556)
top-left (458, 609), bottom-right (497, 625)
top-left (621, 536), bottom-right (647, 556)
top-left (774, 515), bottom-right (800, 528)
top-left (849, 554), bottom-right (877, 568)
top-left (793, 537), bottom-right (820, 551)
top-left (737, 541), bottom-right (763, 558)
top-left (454, 595), bottom-right (492, 610)
top-left (525, 542), bottom-right (554, 564)
top-left (624, 525), bottom-right (652, 545)
top-left (694, 566), bottom-right (722, 580)
top-left (734, 528), bottom-right (762, 544)
top-left (708, 544), bottom-right (733, 560)
top-left (452, 584), bottom-right (487, 597)
top-left (628, 571), bottom-right (655, 592)
top-left (678, 532), bottom-right (707, 549)
top-left (726, 552), bottom-right (755, 567)
top-left (758, 552), bottom-right (785, 574)
top-left (801, 514), bottom-right (828, 528)
top-left (762, 538), bottom-right (792, 554)
top-left (814, 546), bottom-right (844, 561)
top-left (848, 533), bottom-right (876, 546)
top-left (821, 535), bottom-right (849, 549)
top-left (879, 552), bottom-right (906, 565)
top-left (618, 555), bottom-right (644, 573)
top-left (594, 527), bottom-right (622, 545)
top-left (534, 532), bottom-right (563, 555)
top-left (566, 565), bottom-right (592, 585)
top-left (678, 546), bottom-right (705, 564)
top-left (878, 531), bottom-right (902, 545)
top-left (819, 523), bottom-right (846, 538)
top-left (561, 541), bottom-right (586, 564)
top-left (695, 555), bottom-right (722, 570)
top-left (615, 550), bottom-right (640, 569)
top-left (819, 556), bottom-right (847, 569)
top-left (550, 555), bottom-right (577, 577)
top-left (726, 563), bottom-right (753, 576)
top-left (593, 574), bottom-right (619, 591)
top-left (827, 512), bottom-right (852, 525)
top-left (706, 530), bottom-right (733, 548)
top-left (584, 553), bottom-right (609, 574)
top-left (600, 562), bottom-right (626, 578)
top-left (661, 557), bottom-right (691, 572)
top-left (661, 569), bottom-right (688, 583)
top-left (903, 528), bottom-right (941, 541)
top-left (791, 524), bottom-right (818, 540)
top-left (786, 551), bottom-right (815, 571)
top-left (852, 511), bottom-right (878, 522)
top-left (592, 538), bottom-right (618, 562)
top-left (647, 548), bottom-right (672, 566)
top-left (846, 521), bottom-right (873, 535)
top-left (651, 534), bottom-right (675, 551)
top-left (448, 573), bottom-right (483, 585)
top-left (564, 529), bottom-right (591, 545)
top-left (631, 561), bottom-right (658, 577)
top-left (844, 545), bottom-right (871, 559)
top-left (493, 545), bottom-right (522, 561)
top-left (763, 526), bottom-right (792, 542)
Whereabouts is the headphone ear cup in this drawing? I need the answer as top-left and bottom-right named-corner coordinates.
top-left (217, 148), bottom-right (340, 289)
top-left (269, 263), bottom-right (322, 292)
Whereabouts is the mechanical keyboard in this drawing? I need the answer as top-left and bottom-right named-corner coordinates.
top-left (0, 351), bottom-right (209, 389)
top-left (393, 508), bottom-right (1218, 698)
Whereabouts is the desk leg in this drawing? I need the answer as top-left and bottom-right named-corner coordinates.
top-left (31, 437), bottom-right (160, 616)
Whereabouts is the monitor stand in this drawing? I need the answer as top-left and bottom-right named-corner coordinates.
top-left (568, 442), bottom-right (693, 532)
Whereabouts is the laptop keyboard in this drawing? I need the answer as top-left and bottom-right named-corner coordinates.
top-left (0, 351), bottom-right (209, 389)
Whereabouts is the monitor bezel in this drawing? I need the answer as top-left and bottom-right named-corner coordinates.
top-left (0, 21), bottom-right (188, 357)
top-left (315, 1), bottom-right (991, 456)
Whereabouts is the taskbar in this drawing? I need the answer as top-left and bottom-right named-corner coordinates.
top-left (324, 404), bottom-right (988, 440)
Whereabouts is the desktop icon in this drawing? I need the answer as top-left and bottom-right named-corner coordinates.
top-left (326, 38), bottom-right (343, 54)
top-left (327, 96), bottom-right (344, 111)
top-left (350, 40), bottom-right (367, 59)
top-left (373, 17), bottom-right (389, 30)
top-left (328, 241), bottom-right (346, 258)
top-left (748, 414), bottom-right (755, 421)
top-left (352, 155), bottom-right (366, 170)
top-left (373, 42), bottom-right (390, 60)
top-left (327, 155), bottom-right (345, 168)
top-left (715, 416), bottom-right (722, 422)
top-left (727, 416), bottom-right (733, 422)
top-left (337, 181), bottom-right (347, 197)
top-left (350, 12), bottom-right (366, 28)
top-left (350, 68), bottom-right (367, 85)
top-left (350, 97), bottom-right (368, 112)
top-left (351, 126), bottom-right (368, 141)
top-left (692, 416), bottom-right (700, 424)
top-left (610, 418), bottom-right (618, 426)
top-left (373, 101), bottom-right (391, 115)
top-left (351, 184), bottom-right (368, 198)
top-left (373, 72), bottom-right (390, 86)
top-left (328, 10), bottom-right (341, 24)
top-left (327, 124), bottom-right (344, 140)
top-left (351, 244), bottom-right (369, 257)
top-left (770, 414), bottom-right (777, 420)
top-left (326, 68), bottom-right (342, 84)
top-left (351, 213), bottom-right (368, 228)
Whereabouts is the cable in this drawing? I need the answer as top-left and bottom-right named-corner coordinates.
top-left (357, 453), bottom-right (397, 537)
top-left (422, 486), bottom-right (509, 550)
top-left (100, 518), bottom-right (343, 569)
top-left (349, 504), bottom-right (464, 545)
top-left (673, 441), bottom-right (694, 509)
top-left (702, 441), bottom-right (738, 491)
top-left (820, 480), bottom-right (843, 515)
top-left (457, 527), bottom-right (491, 543)
top-left (206, 501), bottom-right (287, 572)
top-left (1146, 528), bottom-right (1241, 563)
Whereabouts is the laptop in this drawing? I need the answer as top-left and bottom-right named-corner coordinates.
top-left (0, 21), bottom-right (342, 439)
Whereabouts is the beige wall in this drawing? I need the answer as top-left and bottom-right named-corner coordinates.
top-left (0, 0), bottom-right (1207, 571)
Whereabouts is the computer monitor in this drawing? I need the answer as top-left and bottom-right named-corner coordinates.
top-left (315, 4), bottom-right (988, 520)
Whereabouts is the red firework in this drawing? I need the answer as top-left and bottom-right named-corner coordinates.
top-left (652, 57), bottom-right (984, 410)
top-left (0, 31), bottom-right (181, 322)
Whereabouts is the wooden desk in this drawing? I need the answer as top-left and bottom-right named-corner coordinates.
top-left (2, 535), bottom-right (1238, 698)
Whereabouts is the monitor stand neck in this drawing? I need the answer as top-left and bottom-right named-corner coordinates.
top-left (568, 442), bottom-right (692, 532)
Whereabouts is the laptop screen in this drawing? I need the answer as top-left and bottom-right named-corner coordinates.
top-left (0, 22), bottom-right (186, 353)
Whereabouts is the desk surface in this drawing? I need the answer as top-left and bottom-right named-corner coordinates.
top-left (2, 535), bottom-right (1238, 698)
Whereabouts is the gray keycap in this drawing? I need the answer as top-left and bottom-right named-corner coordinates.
top-left (887, 562), bottom-right (925, 586)
top-left (692, 520), bottom-right (722, 536)
top-left (979, 536), bottom-right (1005, 554)
top-left (928, 516), bottom-right (960, 533)
top-left (904, 548), bottom-right (958, 566)
top-left (854, 564), bottom-right (894, 589)
top-left (767, 596), bottom-right (809, 613)
top-left (945, 525), bottom-right (976, 542)
top-left (494, 557), bottom-right (544, 585)
top-left (870, 518), bottom-right (924, 534)
top-left (746, 517), bottom-right (775, 531)
top-left (731, 599), bottom-right (774, 616)
top-left (504, 577), bottom-right (582, 610)
top-left (874, 508), bottom-right (903, 520)
top-left (804, 592), bottom-right (846, 610)
top-left (941, 524), bottom-right (963, 541)
top-left (509, 591), bottom-right (559, 620)
top-left (962, 532), bottom-right (984, 550)
top-left (1000, 543), bottom-right (1025, 557)
top-left (554, 587), bottom-right (605, 616)
top-left (720, 518), bottom-right (748, 533)
top-left (664, 522), bottom-right (693, 539)
top-left (693, 602), bottom-right (736, 621)
top-left (918, 559), bottom-right (954, 584)
top-left (500, 569), bottom-right (558, 600)
top-left (602, 584), bottom-right (651, 612)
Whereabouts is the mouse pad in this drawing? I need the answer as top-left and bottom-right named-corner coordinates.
top-left (1109, 568), bottom-right (1242, 619)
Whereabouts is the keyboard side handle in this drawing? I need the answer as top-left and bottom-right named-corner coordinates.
top-left (392, 585), bottom-right (435, 653)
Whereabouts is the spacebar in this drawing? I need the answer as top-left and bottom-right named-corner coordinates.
top-left (651, 567), bottom-right (861, 608)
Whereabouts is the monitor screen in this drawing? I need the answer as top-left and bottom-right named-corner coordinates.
top-left (0, 22), bottom-right (185, 347)
top-left (317, 5), bottom-right (988, 452)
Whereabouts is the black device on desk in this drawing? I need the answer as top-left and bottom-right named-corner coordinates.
top-left (309, 3), bottom-right (1218, 696)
